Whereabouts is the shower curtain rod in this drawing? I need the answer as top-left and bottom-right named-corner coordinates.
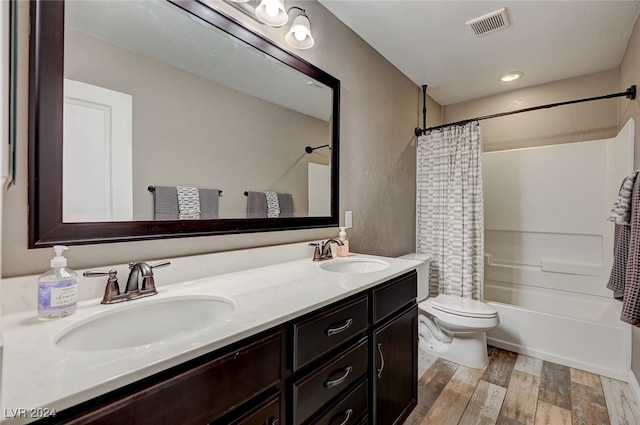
top-left (414, 84), bottom-right (637, 137)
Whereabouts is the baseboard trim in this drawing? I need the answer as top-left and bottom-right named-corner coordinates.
top-left (628, 369), bottom-right (640, 407)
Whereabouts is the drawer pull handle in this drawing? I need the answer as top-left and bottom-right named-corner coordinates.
top-left (268, 417), bottom-right (279, 425)
top-left (326, 318), bottom-right (354, 336)
top-left (335, 408), bottom-right (353, 425)
top-left (377, 342), bottom-right (385, 378)
top-left (324, 366), bottom-right (353, 388)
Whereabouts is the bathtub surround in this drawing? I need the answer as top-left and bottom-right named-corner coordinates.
top-left (483, 121), bottom-right (634, 381)
top-left (417, 122), bottom-right (484, 300)
top-left (485, 281), bottom-right (629, 381)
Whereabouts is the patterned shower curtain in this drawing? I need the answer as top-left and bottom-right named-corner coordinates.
top-left (416, 122), bottom-right (484, 300)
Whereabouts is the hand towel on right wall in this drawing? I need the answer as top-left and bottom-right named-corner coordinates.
top-left (608, 171), bottom-right (640, 326)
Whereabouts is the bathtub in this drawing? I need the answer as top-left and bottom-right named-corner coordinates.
top-left (485, 281), bottom-right (631, 380)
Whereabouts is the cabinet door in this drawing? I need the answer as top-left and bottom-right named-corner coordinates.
top-left (227, 393), bottom-right (281, 425)
top-left (372, 304), bottom-right (417, 425)
top-left (63, 332), bottom-right (282, 425)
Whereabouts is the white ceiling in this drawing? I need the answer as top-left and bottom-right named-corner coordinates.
top-left (318, 0), bottom-right (640, 105)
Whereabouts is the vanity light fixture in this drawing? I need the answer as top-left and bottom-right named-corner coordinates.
top-left (499, 71), bottom-right (523, 82)
top-left (285, 8), bottom-right (314, 49)
top-left (255, 0), bottom-right (288, 26)
top-left (223, 0), bottom-right (315, 49)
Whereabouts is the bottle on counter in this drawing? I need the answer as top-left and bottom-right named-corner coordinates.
top-left (337, 226), bottom-right (350, 257)
top-left (38, 245), bottom-right (78, 320)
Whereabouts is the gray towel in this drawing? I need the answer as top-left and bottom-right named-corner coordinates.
top-left (608, 171), bottom-right (638, 225)
top-left (246, 191), bottom-right (267, 218)
top-left (246, 191), bottom-right (294, 218)
top-left (199, 188), bottom-right (220, 220)
top-left (608, 223), bottom-right (630, 299)
top-left (277, 193), bottom-right (294, 217)
top-left (153, 186), bottom-right (220, 220)
top-left (153, 186), bottom-right (179, 220)
top-left (618, 175), bottom-right (640, 326)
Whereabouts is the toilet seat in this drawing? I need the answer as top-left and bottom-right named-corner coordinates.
top-left (429, 294), bottom-right (498, 318)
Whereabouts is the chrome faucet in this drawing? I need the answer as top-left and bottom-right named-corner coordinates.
top-left (84, 261), bottom-right (170, 304)
top-left (309, 239), bottom-right (344, 261)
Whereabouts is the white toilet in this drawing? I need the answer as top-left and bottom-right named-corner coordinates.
top-left (400, 253), bottom-right (499, 368)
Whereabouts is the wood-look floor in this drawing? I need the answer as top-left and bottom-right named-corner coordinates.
top-left (403, 346), bottom-right (640, 425)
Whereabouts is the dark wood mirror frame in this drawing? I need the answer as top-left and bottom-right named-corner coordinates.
top-left (28, 0), bottom-right (340, 248)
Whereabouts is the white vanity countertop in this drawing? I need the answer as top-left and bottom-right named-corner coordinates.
top-left (1, 253), bottom-right (420, 424)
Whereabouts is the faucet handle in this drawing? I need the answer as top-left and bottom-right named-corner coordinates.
top-left (144, 261), bottom-right (170, 292)
top-left (150, 261), bottom-right (171, 270)
top-left (83, 269), bottom-right (121, 304)
top-left (309, 242), bottom-right (323, 262)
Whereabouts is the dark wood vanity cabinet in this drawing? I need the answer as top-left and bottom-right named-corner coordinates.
top-left (224, 393), bottom-right (282, 425)
top-left (289, 271), bottom-right (417, 425)
top-left (372, 305), bottom-right (418, 425)
top-left (37, 271), bottom-right (417, 425)
top-left (371, 274), bottom-right (419, 425)
top-left (55, 331), bottom-right (284, 425)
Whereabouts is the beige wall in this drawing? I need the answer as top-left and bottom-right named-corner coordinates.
top-left (443, 69), bottom-right (619, 152)
top-left (3, 0), bottom-right (428, 277)
top-left (618, 13), bottom-right (640, 387)
top-left (66, 28), bottom-right (329, 220)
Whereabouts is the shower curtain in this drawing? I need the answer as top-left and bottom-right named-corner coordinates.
top-left (417, 122), bottom-right (484, 300)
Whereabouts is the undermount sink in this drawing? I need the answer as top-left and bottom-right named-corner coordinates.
top-left (320, 258), bottom-right (390, 274)
top-left (55, 295), bottom-right (235, 351)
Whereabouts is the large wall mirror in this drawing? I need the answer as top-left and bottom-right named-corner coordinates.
top-left (29, 0), bottom-right (340, 247)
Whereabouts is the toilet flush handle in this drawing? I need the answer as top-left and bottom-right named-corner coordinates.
top-left (376, 342), bottom-right (385, 378)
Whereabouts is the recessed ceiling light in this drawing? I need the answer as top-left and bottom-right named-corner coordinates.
top-left (499, 71), bottom-right (523, 82)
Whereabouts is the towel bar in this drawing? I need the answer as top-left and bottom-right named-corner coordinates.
top-left (148, 185), bottom-right (222, 195)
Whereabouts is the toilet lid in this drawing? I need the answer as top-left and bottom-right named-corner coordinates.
top-left (429, 294), bottom-right (498, 318)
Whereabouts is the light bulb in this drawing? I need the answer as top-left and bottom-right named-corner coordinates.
top-left (265, 3), bottom-right (279, 17)
top-left (294, 29), bottom-right (306, 41)
top-left (285, 12), bottom-right (314, 49)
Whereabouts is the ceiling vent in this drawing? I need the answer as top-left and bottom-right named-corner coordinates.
top-left (466, 7), bottom-right (511, 37)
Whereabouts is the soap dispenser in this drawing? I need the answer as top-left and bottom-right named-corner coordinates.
top-left (337, 227), bottom-right (350, 257)
top-left (38, 245), bottom-right (78, 320)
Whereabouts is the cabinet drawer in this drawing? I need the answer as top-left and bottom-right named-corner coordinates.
top-left (227, 393), bottom-right (281, 425)
top-left (292, 295), bottom-right (368, 370)
top-left (311, 379), bottom-right (368, 425)
top-left (292, 338), bottom-right (368, 425)
top-left (65, 332), bottom-right (282, 425)
top-left (372, 271), bottom-right (416, 324)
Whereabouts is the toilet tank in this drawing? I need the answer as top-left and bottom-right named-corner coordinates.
top-left (398, 253), bottom-right (430, 302)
